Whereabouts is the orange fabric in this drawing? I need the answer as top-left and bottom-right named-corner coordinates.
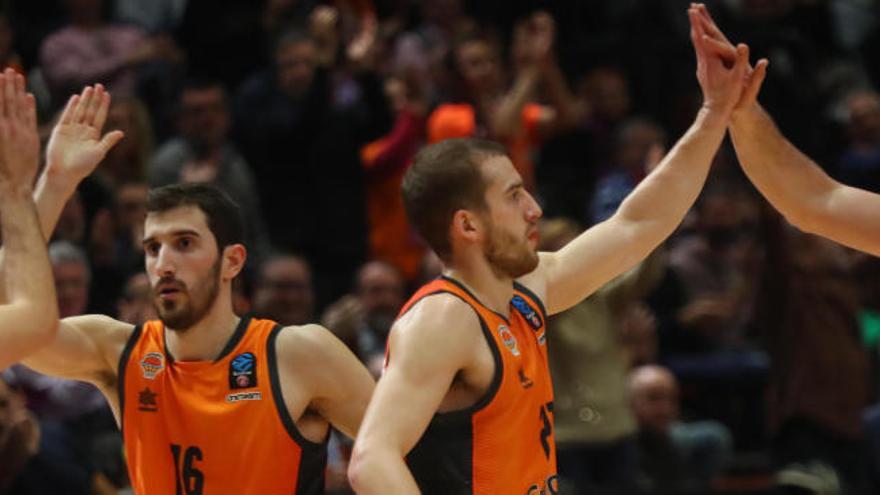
top-left (396, 277), bottom-right (558, 494)
top-left (426, 103), bottom-right (545, 192)
top-left (361, 138), bottom-right (424, 281)
top-left (120, 317), bottom-right (325, 494)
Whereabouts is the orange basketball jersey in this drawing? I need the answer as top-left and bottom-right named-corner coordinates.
top-left (118, 316), bottom-right (326, 494)
top-left (397, 276), bottom-right (558, 494)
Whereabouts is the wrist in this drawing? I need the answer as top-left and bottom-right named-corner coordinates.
top-left (730, 103), bottom-right (762, 128)
top-left (0, 182), bottom-right (33, 200)
top-left (696, 105), bottom-right (730, 130)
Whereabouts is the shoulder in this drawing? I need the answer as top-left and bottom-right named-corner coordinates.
top-left (389, 293), bottom-right (483, 368)
top-left (272, 324), bottom-right (352, 368)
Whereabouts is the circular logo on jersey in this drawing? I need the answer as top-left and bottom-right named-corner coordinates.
top-left (140, 352), bottom-right (165, 380)
top-left (498, 325), bottom-right (520, 357)
top-left (236, 374), bottom-right (251, 388)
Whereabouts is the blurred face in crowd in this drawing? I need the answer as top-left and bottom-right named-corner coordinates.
top-left (103, 99), bottom-right (146, 179)
top-left (477, 156), bottom-right (542, 278)
top-left (116, 182), bottom-right (148, 236)
top-left (118, 273), bottom-right (157, 325)
top-left (847, 91), bottom-right (880, 147)
top-left (630, 366), bottom-right (680, 434)
top-left (178, 86), bottom-right (230, 153)
top-left (615, 120), bottom-right (665, 174)
top-left (580, 68), bottom-right (631, 123)
top-left (144, 206), bottom-right (223, 331)
top-left (253, 256), bottom-right (314, 326)
top-left (696, 192), bottom-right (743, 250)
top-left (356, 262), bottom-right (405, 333)
top-left (276, 39), bottom-right (317, 100)
top-left (455, 40), bottom-right (502, 97)
top-left (53, 259), bottom-right (90, 318)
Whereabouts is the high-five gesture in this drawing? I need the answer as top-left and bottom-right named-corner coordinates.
top-left (688, 4), bottom-right (750, 117)
top-left (0, 68), bottom-right (39, 190)
top-left (45, 84), bottom-right (124, 185)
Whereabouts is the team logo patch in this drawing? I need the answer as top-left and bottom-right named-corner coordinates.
top-left (511, 295), bottom-right (543, 330)
top-left (140, 352), bottom-right (164, 379)
top-left (138, 387), bottom-right (158, 412)
top-left (229, 352), bottom-right (257, 389)
top-left (518, 367), bottom-right (534, 389)
top-left (227, 391), bottom-right (263, 403)
top-left (498, 324), bottom-right (520, 356)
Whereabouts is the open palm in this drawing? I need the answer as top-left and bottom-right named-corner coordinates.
top-left (45, 85), bottom-right (124, 182)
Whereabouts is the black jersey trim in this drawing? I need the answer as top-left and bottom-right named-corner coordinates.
top-left (513, 281), bottom-right (548, 319)
top-left (267, 325), bottom-right (330, 452)
top-left (441, 275), bottom-right (511, 324)
top-left (402, 290), bottom-right (504, 419)
top-left (214, 314), bottom-right (253, 362)
top-left (117, 324), bottom-right (143, 437)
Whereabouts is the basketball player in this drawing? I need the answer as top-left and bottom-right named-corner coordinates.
top-left (348, 11), bottom-right (755, 495)
top-left (4, 83), bottom-right (375, 493)
top-left (0, 69), bottom-right (59, 368)
top-left (690, 3), bottom-right (880, 256)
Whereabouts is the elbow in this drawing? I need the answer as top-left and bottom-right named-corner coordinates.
top-left (347, 443), bottom-right (373, 492)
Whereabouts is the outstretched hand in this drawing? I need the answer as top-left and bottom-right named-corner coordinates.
top-left (690, 3), bottom-right (768, 113)
top-left (45, 84), bottom-right (125, 185)
top-left (0, 68), bottom-right (39, 190)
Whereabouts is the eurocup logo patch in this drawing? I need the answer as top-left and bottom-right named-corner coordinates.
top-left (511, 296), bottom-right (543, 330)
top-left (498, 324), bottom-right (520, 357)
top-left (229, 352), bottom-right (257, 389)
top-left (140, 352), bottom-right (164, 380)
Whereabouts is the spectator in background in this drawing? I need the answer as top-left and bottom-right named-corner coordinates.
top-left (114, 0), bottom-right (188, 34)
top-left (95, 97), bottom-right (154, 187)
top-left (116, 273), bottom-right (155, 325)
top-left (234, 21), bottom-right (391, 307)
top-left (589, 118), bottom-right (666, 224)
top-left (0, 376), bottom-right (100, 495)
top-left (428, 11), bottom-right (579, 193)
top-left (150, 79), bottom-right (270, 264)
top-left (6, 241), bottom-right (125, 490)
top-left (542, 217), bottom-right (664, 495)
top-left (629, 365), bottom-right (732, 495)
top-left (40, 0), bottom-right (182, 106)
top-left (835, 89), bottom-right (880, 193)
top-left (360, 74), bottom-right (427, 282)
top-left (251, 254), bottom-right (316, 327)
top-left (0, 13), bottom-right (23, 74)
top-left (322, 260), bottom-right (406, 377)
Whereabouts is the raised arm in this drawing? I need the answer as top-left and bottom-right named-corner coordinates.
top-left (688, 4), bottom-right (880, 255)
top-left (0, 69), bottom-right (58, 368)
top-left (348, 296), bottom-right (483, 494)
top-left (525, 8), bottom-right (751, 314)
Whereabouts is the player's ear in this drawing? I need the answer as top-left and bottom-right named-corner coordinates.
top-left (450, 209), bottom-right (482, 245)
top-left (221, 244), bottom-right (247, 281)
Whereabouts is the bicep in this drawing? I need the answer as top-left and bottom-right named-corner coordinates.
top-left (0, 303), bottom-right (58, 369)
top-left (21, 315), bottom-right (132, 385)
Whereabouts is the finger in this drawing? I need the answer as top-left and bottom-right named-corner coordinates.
top-left (23, 94), bottom-right (36, 130)
top-left (3, 69), bottom-right (15, 118)
top-left (703, 35), bottom-right (738, 63)
top-left (0, 74), bottom-right (7, 119)
top-left (697, 3), bottom-right (733, 45)
top-left (689, 9), bottom-right (707, 59)
top-left (72, 86), bottom-right (94, 123)
top-left (83, 84), bottom-right (103, 125)
top-left (13, 72), bottom-right (25, 119)
top-left (98, 129), bottom-right (125, 154)
top-left (734, 43), bottom-right (750, 79)
top-left (59, 94), bottom-right (79, 125)
top-left (93, 90), bottom-right (111, 131)
top-left (741, 58), bottom-right (768, 108)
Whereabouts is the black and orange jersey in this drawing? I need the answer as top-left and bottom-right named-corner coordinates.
top-left (397, 276), bottom-right (558, 494)
top-left (118, 315), bottom-right (327, 494)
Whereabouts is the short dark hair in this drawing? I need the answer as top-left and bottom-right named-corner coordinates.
top-left (402, 138), bottom-right (506, 260)
top-left (146, 183), bottom-right (245, 251)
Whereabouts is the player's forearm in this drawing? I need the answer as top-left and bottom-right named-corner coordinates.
top-left (348, 446), bottom-right (420, 495)
top-left (0, 185), bottom-right (59, 336)
top-left (616, 106), bottom-right (726, 235)
top-left (729, 104), bottom-right (836, 230)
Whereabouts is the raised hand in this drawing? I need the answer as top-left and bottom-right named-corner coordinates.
top-left (0, 68), bottom-right (39, 190)
top-left (45, 84), bottom-right (125, 186)
top-left (690, 3), bottom-right (768, 112)
top-left (688, 4), bottom-right (751, 117)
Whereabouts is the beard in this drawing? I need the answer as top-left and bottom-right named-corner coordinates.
top-left (483, 218), bottom-right (539, 279)
top-left (154, 258), bottom-right (221, 332)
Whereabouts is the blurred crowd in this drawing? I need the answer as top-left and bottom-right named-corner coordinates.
top-left (3, 0), bottom-right (880, 493)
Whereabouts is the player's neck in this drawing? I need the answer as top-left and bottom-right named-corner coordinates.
top-left (164, 295), bottom-right (240, 362)
top-left (445, 259), bottom-right (514, 317)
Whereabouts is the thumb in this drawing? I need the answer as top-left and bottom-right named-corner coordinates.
top-left (99, 130), bottom-right (125, 153)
